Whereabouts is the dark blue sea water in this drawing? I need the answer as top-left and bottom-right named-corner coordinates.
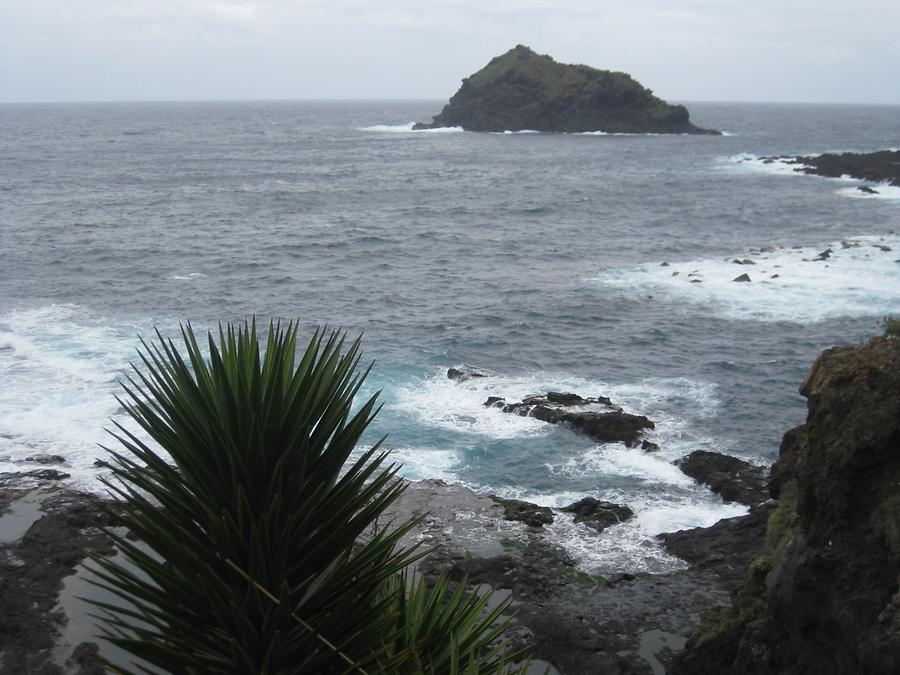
top-left (2, 101), bottom-right (898, 571)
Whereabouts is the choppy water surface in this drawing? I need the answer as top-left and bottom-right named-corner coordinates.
top-left (2, 101), bottom-right (898, 571)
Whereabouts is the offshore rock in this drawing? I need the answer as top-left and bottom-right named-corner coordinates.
top-left (447, 367), bottom-right (486, 382)
top-left (561, 497), bottom-right (634, 533)
top-left (485, 392), bottom-right (654, 447)
top-left (675, 451), bottom-right (769, 506)
top-left (414, 45), bottom-right (721, 135)
top-left (674, 335), bottom-right (900, 674)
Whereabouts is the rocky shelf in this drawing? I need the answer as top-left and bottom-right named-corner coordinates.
top-left (758, 149), bottom-right (900, 189)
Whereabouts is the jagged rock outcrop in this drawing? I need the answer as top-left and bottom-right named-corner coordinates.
top-left (447, 367), bottom-right (486, 382)
top-left (676, 451), bottom-right (769, 506)
top-left (485, 391), bottom-right (654, 447)
top-left (414, 45), bottom-right (720, 135)
top-left (491, 496), bottom-right (554, 528)
top-left (674, 335), bottom-right (900, 674)
top-left (561, 497), bottom-right (634, 533)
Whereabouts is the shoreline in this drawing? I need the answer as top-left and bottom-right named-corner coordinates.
top-left (0, 454), bottom-right (769, 674)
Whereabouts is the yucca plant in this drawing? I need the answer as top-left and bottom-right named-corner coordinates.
top-left (374, 572), bottom-right (525, 674)
top-left (86, 320), bottom-right (530, 674)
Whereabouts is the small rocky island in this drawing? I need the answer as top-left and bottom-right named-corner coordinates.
top-left (414, 45), bottom-right (720, 135)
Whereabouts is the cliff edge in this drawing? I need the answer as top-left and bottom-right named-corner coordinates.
top-left (414, 45), bottom-right (720, 135)
top-left (675, 334), bottom-right (900, 674)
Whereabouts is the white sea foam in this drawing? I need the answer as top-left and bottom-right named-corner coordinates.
top-left (835, 184), bottom-right (900, 201)
top-left (391, 370), bottom-right (554, 439)
top-left (494, 482), bottom-right (747, 574)
top-left (0, 305), bottom-right (155, 491)
top-left (545, 446), bottom-right (696, 488)
top-left (723, 153), bottom-right (810, 176)
top-left (360, 123), bottom-right (464, 134)
top-left (171, 272), bottom-right (207, 280)
top-left (593, 234), bottom-right (900, 323)
top-left (394, 368), bottom-right (723, 451)
top-left (546, 501), bottom-right (747, 574)
top-left (389, 366), bottom-right (747, 571)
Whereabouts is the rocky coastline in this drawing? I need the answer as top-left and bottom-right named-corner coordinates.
top-left (414, 45), bottom-right (720, 135)
top-left (757, 149), bottom-right (900, 192)
top-left (2, 335), bottom-right (898, 673)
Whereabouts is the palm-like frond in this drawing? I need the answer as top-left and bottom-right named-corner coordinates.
top-left (371, 572), bottom-right (531, 674)
top-left (87, 320), bottom-right (529, 674)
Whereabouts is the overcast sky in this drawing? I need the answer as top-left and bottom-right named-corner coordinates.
top-left (2, 0), bottom-right (899, 104)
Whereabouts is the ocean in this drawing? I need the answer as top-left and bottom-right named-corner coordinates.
top-left (1, 100), bottom-right (898, 573)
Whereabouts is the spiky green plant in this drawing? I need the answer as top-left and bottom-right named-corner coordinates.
top-left (86, 320), bottom-right (529, 674)
top-left (373, 572), bottom-right (524, 674)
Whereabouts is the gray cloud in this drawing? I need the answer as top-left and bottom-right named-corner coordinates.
top-left (1, 0), bottom-right (898, 103)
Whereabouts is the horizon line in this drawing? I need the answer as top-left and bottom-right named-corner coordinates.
top-left (2, 97), bottom-right (899, 107)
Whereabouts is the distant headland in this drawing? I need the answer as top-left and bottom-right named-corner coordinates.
top-left (414, 45), bottom-right (720, 135)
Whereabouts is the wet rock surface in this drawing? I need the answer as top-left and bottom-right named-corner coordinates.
top-left (675, 451), bottom-right (769, 506)
top-left (0, 481), bottom-right (116, 675)
top-left (492, 496), bottom-right (555, 528)
top-left (660, 502), bottom-right (774, 588)
top-left (561, 497), bottom-right (634, 533)
top-left (447, 366), bottom-right (486, 382)
top-left (486, 391), bottom-right (654, 447)
top-left (387, 480), bottom-right (766, 674)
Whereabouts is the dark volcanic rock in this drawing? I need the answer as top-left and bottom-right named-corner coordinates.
top-left (660, 502), bottom-right (775, 588)
top-left (674, 335), bottom-right (900, 674)
top-left (0, 488), bottom-right (116, 675)
top-left (859, 185), bottom-right (880, 194)
top-left (447, 367), bottom-right (486, 382)
top-left (491, 496), bottom-right (554, 528)
top-left (25, 454), bottom-right (66, 465)
top-left (791, 149), bottom-right (900, 187)
top-left (488, 392), bottom-right (654, 447)
top-left (562, 497), bottom-right (634, 533)
top-left (414, 45), bottom-right (720, 135)
top-left (732, 273), bottom-right (751, 282)
top-left (1, 468), bottom-right (72, 482)
top-left (565, 410), bottom-right (654, 447)
top-left (675, 451), bottom-right (769, 506)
